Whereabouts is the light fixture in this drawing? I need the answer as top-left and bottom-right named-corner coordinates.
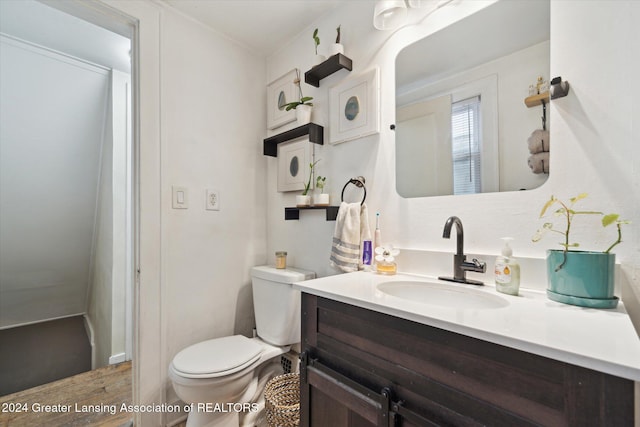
top-left (373, 0), bottom-right (408, 31)
top-left (373, 0), bottom-right (453, 31)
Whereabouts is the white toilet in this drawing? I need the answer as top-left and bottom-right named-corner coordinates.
top-left (169, 265), bottom-right (315, 427)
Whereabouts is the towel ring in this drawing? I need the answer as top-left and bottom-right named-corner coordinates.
top-left (341, 176), bottom-right (366, 205)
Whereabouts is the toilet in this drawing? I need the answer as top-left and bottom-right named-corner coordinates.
top-left (169, 265), bottom-right (315, 427)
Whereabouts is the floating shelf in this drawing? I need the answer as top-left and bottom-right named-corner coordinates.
top-left (263, 123), bottom-right (324, 157)
top-left (304, 54), bottom-right (353, 87)
top-left (285, 206), bottom-right (339, 221)
top-left (524, 91), bottom-right (550, 108)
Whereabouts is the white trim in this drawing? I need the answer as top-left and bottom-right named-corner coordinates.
top-left (0, 33), bottom-right (111, 74)
top-left (56, 2), bottom-right (162, 425)
top-left (40, 0), bottom-right (134, 39)
top-left (83, 314), bottom-right (96, 370)
top-left (0, 313), bottom-right (85, 331)
top-left (109, 352), bottom-right (127, 365)
top-left (97, 2), bottom-right (163, 426)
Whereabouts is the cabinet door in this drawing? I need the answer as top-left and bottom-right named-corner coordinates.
top-left (301, 358), bottom-right (389, 427)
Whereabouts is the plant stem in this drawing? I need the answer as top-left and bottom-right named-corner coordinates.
top-left (295, 69), bottom-right (304, 102)
top-left (558, 199), bottom-right (571, 250)
top-left (555, 250), bottom-right (567, 272)
top-left (555, 199), bottom-right (571, 271)
top-left (605, 223), bottom-right (622, 253)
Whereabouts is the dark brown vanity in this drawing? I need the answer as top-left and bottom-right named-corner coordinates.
top-left (299, 294), bottom-right (634, 426)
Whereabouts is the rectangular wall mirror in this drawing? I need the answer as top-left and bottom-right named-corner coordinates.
top-left (395, 0), bottom-right (550, 198)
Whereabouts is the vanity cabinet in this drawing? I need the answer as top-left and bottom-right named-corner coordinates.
top-left (300, 294), bottom-right (634, 426)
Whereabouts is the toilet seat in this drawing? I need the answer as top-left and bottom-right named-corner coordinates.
top-left (171, 335), bottom-right (263, 378)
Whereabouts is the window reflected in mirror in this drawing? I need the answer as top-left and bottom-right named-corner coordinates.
top-left (395, 0), bottom-right (550, 198)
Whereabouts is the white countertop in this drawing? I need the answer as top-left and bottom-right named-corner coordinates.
top-left (293, 271), bottom-right (640, 381)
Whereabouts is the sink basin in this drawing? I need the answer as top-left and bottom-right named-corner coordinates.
top-left (376, 280), bottom-right (509, 310)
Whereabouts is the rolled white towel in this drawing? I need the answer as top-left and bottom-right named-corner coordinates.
top-left (527, 129), bottom-right (550, 154)
top-left (528, 152), bottom-right (550, 174)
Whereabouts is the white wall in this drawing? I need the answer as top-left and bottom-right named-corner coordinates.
top-left (159, 3), bottom-right (267, 382)
top-left (0, 35), bottom-right (110, 328)
top-left (97, 1), bottom-right (268, 422)
top-left (265, 0), bottom-right (640, 308)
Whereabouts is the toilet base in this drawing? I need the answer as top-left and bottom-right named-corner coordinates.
top-left (183, 360), bottom-right (284, 427)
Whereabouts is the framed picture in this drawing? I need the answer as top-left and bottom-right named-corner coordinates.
top-left (277, 138), bottom-right (314, 192)
top-left (329, 67), bottom-right (380, 144)
top-left (267, 69), bottom-right (298, 130)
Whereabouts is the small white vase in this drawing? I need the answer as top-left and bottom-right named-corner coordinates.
top-left (295, 104), bottom-right (312, 125)
top-left (314, 193), bottom-right (329, 206)
top-left (314, 54), bottom-right (326, 65)
top-left (329, 43), bottom-right (344, 56)
top-left (296, 195), bottom-right (311, 207)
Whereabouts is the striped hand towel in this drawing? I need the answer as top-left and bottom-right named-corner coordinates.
top-left (330, 202), bottom-right (371, 272)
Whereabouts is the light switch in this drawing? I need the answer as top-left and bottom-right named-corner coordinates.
top-left (172, 186), bottom-right (188, 209)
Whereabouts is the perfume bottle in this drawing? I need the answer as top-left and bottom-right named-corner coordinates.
top-left (374, 245), bottom-right (399, 275)
top-left (376, 260), bottom-right (397, 275)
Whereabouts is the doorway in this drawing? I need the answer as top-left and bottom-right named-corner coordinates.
top-left (0, 0), bottom-right (135, 396)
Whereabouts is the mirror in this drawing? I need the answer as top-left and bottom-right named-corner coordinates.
top-left (395, 0), bottom-right (550, 198)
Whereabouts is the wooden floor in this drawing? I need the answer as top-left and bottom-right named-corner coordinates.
top-left (0, 361), bottom-right (132, 427)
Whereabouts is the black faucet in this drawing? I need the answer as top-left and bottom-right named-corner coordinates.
top-left (438, 216), bottom-right (486, 286)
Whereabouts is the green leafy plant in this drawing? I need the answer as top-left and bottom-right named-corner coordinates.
top-left (312, 28), bottom-right (320, 54)
top-left (302, 160), bottom-right (320, 196)
top-left (283, 96), bottom-right (313, 111)
top-left (316, 176), bottom-right (326, 194)
top-left (532, 193), bottom-right (629, 269)
top-left (335, 25), bottom-right (341, 44)
top-left (283, 70), bottom-right (313, 111)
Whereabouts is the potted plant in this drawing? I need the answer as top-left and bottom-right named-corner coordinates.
top-left (314, 175), bottom-right (329, 206)
top-left (532, 193), bottom-right (629, 308)
top-left (295, 160), bottom-right (319, 207)
top-left (329, 25), bottom-right (344, 56)
top-left (312, 28), bottom-right (324, 65)
top-left (283, 70), bottom-right (313, 125)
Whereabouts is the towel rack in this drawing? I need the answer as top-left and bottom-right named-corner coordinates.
top-left (524, 91), bottom-right (550, 130)
top-left (341, 176), bottom-right (366, 205)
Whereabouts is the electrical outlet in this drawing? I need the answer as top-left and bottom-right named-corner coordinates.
top-left (206, 189), bottom-right (220, 211)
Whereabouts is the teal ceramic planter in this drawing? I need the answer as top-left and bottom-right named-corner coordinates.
top-left (546, 250), bottom-right (617, 308)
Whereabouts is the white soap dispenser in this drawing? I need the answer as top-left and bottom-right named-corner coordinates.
top-left (495, 237), bottom-right (521, 296)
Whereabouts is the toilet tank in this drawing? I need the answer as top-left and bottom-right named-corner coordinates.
top-left (250, 265), bottom-right (315, 346)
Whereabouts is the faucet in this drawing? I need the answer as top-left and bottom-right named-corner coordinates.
top-left (438, 216), bottom-right (486, 286)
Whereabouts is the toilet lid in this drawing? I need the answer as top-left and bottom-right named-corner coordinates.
top-left (172, 335), bottom-right (263, 377)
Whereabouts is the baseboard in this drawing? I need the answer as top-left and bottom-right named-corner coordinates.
top-left (109, 352), bottom-right (126, 365)
top-left (165, 396), bottom-right (187, 427)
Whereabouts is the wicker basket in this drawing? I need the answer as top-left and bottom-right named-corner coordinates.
top-left (264, 372), bottom-right (300, 427)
